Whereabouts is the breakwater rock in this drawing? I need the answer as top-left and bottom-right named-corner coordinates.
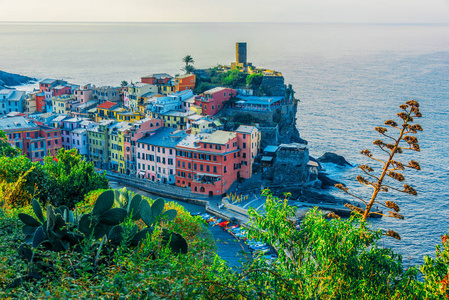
top-left (0, 70), bottom-right (36, 87)
top-left (317, 152), bottom-right (352, 167)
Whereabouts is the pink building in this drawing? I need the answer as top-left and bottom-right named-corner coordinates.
top-left (193, 87), bottom-right (237, 116)
top-left (136, 127), bottom-right (187, 184)
top-left (175, 130), bottom-right (242, 196)
top-left (74, 85), bottom-right (93, 104)
top-left (235, 125), bottom-right (259, 179)
top-left (124, 118), bottom-right (163, 176)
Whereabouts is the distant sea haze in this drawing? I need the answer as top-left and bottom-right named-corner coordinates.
top-left (1, 22), bottom-right (448, 266)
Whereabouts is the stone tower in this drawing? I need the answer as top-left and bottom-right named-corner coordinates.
top-left (236, 42), bottom-right (247, 65)
top-left (231, 42), bottom-right (252, 71)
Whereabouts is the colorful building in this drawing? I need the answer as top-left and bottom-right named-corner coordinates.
top-left (74, 84), bottom-right (93, 104)
top-left (193, 87), bottom-right (237, 116)
top-left (124, 118), bottom-right (163, 176)
top-left (87, 119), bottom-right (116, 169)
top-left (124, 83), bottom-right (158, 110)
top-left (136, 127), bottom-right (187, 183)
top-left (0, 89), bottom-right (26, 116)
top-left (92, 86), bottom-right (120, 104)
top-left (141, 74), bottom-right (174, 95)
top-left (174, 74), bottom-right (195, 92)
top-left (116, 110), bottom-right (145, 123)
top-left (95, 101), bottom-right (121, 122)
top-left (175, 130), bottom-right (242, 196)
top-left (154, 110), bottom-right (195, 130)
top-left (0, 116), bottom-right (61, 162)
top-left (52, 94), bottom-right (78, 115)
top-left (108, 122), bottom-right (131, 172)
top-left (235, 125), bottom-right (260, 179)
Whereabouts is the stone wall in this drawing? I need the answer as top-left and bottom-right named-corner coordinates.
top-left (260, 76), bottom-right (285, 97)
top-left (272, 143), bottom-right (310, 184)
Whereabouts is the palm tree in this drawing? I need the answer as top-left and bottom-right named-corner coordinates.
top-left (121, 80), bottom-right (128, 87)
top-left (182, 55), bottom-right (195, 68)
top-left (183, 64), bottom-right (195, 75)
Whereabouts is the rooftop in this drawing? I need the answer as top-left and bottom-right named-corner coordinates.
top-left (236, 95), bottom-right (283, 105)
top-left (203, 130), bottom-right (236, 145)
top-left (142, 73), bottom-right (173, 79)
top-left (40, 79), bottom-right (57, 85)
top-left (53, 115), bottom-right (68, 122)
top-left (264, 145), bottom-right (279, 153)
top-left (137, 127), bottom-right (187, 148)
top-left (72, 128), bottom-right (87, 134)
top-left (236, 125), bottom-right (257, 134)
top-left (163, 110), bottom-right (195, 117)
top-left (204, 87), bottom-right (228, 94)
top-left (96, 101), bottom-right (117, 109)
top-left (0, 116), bottom-right (38, 130)
top-left (177, 132), bottom-right (210, 149)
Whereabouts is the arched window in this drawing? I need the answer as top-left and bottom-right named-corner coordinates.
top-left (200, 187), bottom-right (205, 192)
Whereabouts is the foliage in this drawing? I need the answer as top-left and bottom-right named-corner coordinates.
top-left (120, 80), bottom-right (128, 87)
top-left (0, 167), bottom-right (36, 209)
top-left (42, 148), bottom-right (109, 208)
top-left (246, 73), bottom-right (263, 89)
top-left (418, 234), bottom-right (449, 298)
top-left (11, 189), bottom-right (188, 289)
top-left (0, 155), bottom-right (49, 203)
top-left (182, 55), bottom-right (195, 74)
top-left (336, 100), bottom-right (423, 239)
top-left (0, 129), bottom-right (20, 157)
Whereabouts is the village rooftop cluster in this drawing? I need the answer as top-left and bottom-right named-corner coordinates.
top-left (0, 44), bottom-right (303, 197)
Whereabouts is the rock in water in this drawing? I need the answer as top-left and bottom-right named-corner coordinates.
top-left (0, 70), bottom-right (36, 87)
top-left (317, 152), bottom-right (352, 167)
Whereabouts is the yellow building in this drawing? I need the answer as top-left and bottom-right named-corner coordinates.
top-left (190, 105), bottom-right (202, 115)
top-left (95, 101), bottom-right (122, 122)
top-left (108, 122), bottom-right (131, 172)
top-left (190, 119), bottom-right (214, 134)
top-left (52, 94), bottom-right (76, 115)
top-left (116, 111), bottom-right (144, 123)
top-left (156, 111), bottom-right (195, 130)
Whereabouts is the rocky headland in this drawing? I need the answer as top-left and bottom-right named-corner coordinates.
top-left (0, 70), bottom-right (36, 88)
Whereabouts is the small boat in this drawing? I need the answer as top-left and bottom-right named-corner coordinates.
top-left (191, 212), bottom-right (202, 216)
top-left (218, 221), bottom-right (229, 227)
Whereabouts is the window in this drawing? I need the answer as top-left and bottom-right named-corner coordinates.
top-left (194, 163), bottom-right (197, 170)
top-left (188, 163), bottom-right (191, 169)
top-left (206, 165), bottom-right (210, 172)
top-left (169, 149), bottom-right (172, 155)
top-left (200, 164), bottom-right (203, 171)
top-left (243, 134), bottom-right (246, 139)
top-left (213, 166), bottom-right (217, 173)
top-left (224, 156), bottom-right (227, 161)
top-left (224, 166), bottom-right (227, 173)
top-left (213, 156), bottom-right (217, 161)
top-left (243, 143), bottom-right (246, 149)
top-left (243, 153), bottom-right (246, 158)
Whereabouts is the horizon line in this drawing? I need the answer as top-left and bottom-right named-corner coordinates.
top-left (1, 21), bottom-right (449, 26)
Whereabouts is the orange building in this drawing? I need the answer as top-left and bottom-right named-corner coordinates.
top-left (174, 74), bottom-right (195, 92)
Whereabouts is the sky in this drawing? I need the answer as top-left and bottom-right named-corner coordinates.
top-left (1, 0), bottom-right (449, 23)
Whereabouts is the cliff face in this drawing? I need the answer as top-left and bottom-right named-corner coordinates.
top-left (0, 70), bottom-right (36, 87)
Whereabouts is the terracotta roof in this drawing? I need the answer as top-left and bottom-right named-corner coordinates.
top-left (96, 101), bottom-right (116, 109)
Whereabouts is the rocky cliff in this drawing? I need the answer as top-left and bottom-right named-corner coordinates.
top-left (0, 70), bottom-right (36, 88)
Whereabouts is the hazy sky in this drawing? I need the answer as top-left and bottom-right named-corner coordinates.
top-left (1, 0), bottom-right (449, 23)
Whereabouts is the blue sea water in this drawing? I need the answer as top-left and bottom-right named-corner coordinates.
top-left (1, 22), bottom-right (448, 267)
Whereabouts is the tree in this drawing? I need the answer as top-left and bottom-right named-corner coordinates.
top-left (43, 148), bottom-right (109, 208)
top-left (121, 80), bottom-right (128, 87)
top-left (182, 55), bottom-right (195, 68)
top-left (182, 55), bottom-right (195, 74)
top-left (183, 64), bottom-right (195, 75)
top-left (0, 130), bottom-right (20, 158)
top-left (335, 100), bottom-right (422, 240)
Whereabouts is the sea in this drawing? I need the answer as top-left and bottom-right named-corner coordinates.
top-left (1, 22), bottom-right (448, 267)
